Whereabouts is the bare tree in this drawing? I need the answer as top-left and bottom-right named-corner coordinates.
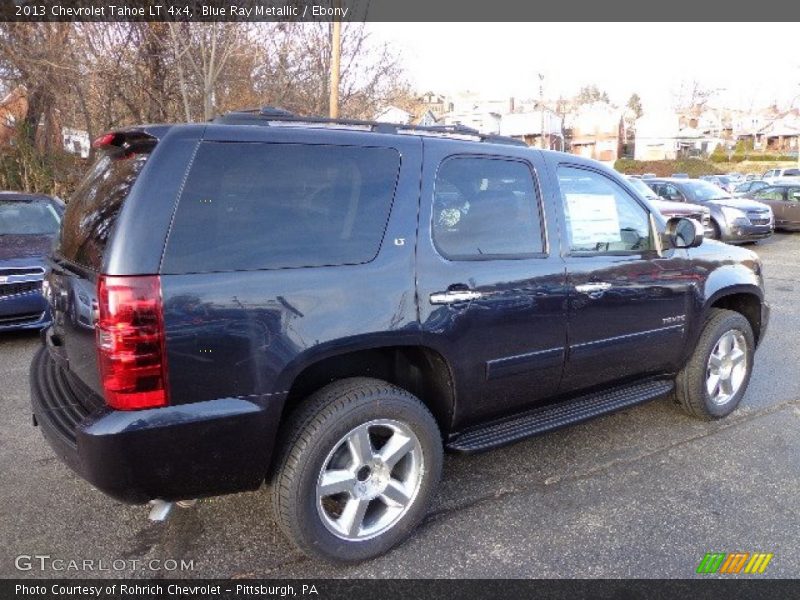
top-left (252, 23), bottom-right (412, 119)
top-left (0, 23), bottom-right (73, 149)
top-left (168, 23), bottom-right (246, 121)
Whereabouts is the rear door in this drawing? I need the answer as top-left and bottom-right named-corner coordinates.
top-left (554, 163), bottom-right (694, 392)
top-left (416, 140), bottom-right (568, 426)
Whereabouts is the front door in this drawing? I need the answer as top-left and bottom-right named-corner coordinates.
top-left (416, 140), bottom-right (568, 427)
top-left (754, 186), bottom-right (800, 229)
top-left (555, 164), bottom-right (695, 392)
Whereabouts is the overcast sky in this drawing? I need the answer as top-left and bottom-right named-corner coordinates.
top-left (369, 23), bottom-right (800, 113)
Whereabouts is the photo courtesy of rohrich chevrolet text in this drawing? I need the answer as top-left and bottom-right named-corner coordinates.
top-left (0, 1), bottom-right (798, 597)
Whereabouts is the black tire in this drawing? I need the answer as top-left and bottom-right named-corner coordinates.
top-left (674, 308), bottom-right (755, 420)
top-left (271, 377), bottom-right (443, 563)
top-left (709, 219), bottom-right (722, 241)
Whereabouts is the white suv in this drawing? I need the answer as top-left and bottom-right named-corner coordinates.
top-left (762, 167), bottom-right (800, 183)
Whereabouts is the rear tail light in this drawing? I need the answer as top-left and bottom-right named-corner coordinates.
top-left (96, 275), bottom-right (169, 410)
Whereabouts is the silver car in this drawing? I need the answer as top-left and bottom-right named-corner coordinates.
top-left (644, 178), bottom-right (774, 243)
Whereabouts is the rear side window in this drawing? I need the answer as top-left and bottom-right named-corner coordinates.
top-left (163, 143), bottom-right (400, 273)
top-left (432, 156), bottom-right (544, 260)
top-left (59, 153), bottom-right (150, 270)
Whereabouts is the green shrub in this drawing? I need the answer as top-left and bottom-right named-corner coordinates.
top-left (614, 158), bottom-right (722, 178)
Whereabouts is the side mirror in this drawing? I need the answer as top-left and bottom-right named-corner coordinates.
top-left (666, 217), bottom-right (704, 249)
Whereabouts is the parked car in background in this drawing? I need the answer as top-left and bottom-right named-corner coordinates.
top-left (644, 178), bottom-right (773, 243)
top-left (700, 175), bottom-right (736, 193)
top-left (744, 182), bottom-right (800, 231)
top-left (626, 176), bottom-right (713, 237)
top-left (734, 180), bottom-right (770, 197)
top-left (0, 192), bottom-right (63, 331)
top-left (671, 173), bottom-right (690, 179)
top-left (762, 168), bottom-right (800, 183)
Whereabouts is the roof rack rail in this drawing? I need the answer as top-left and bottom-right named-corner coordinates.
top-left (213, 107), bottom-right (528, 147)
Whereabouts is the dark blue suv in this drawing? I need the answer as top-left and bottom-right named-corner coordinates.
top-left (30, 111), bottom-right (769, 563)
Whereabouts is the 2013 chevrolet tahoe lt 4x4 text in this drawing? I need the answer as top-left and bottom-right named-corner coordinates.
top-left (30, 110), bottom-right (769, 563)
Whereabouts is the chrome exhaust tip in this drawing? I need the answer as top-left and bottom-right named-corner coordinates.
top-left (147, 499), bottom-right (174, 522)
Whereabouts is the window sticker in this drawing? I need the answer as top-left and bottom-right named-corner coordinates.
top-left (564, 193), bottom-right (620, 247)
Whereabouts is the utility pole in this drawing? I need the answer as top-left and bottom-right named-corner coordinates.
top-left (538, 73), bottom-right (545, 149)
top-left (329, 18), bottom-right (341, 119)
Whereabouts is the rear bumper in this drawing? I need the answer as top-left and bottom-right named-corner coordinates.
top-left (30, 346), bottom-right (284, 504)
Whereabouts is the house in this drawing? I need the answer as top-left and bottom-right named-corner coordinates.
top-left (498, 108), bottom-right (563, 149)
top-left (0, 85), bottom-right (63, 152)
top-left (734, 105), bottom-right (785, 149)
top-left (374, 106), bottom-right (413, 125)
top-left (62, 127), bottom-right (90, 159)
top-left (442, 108), bottom-right (502, 135)
top-left (566, 102), bottom-right (624, 163)
top-left (416, 110), bottom-right (438, 127)
top-left (634, 113), bottom-right (679, 161)
top-left (418, 92), bottom-right (449, 118)
top-left (753, 111), bottom-right (800, 153)
top-left (0, 86), bottom-right (29, 147)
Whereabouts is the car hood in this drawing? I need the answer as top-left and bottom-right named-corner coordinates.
top-left (0, 234), bottom-right (55, 262)
top-left (706, 197), bottom-right (770, 211)
top-left (651, 199), bottom-right (709, 216)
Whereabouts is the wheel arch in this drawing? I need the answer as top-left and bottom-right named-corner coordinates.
top-left (276, 342), bottom-right (457, 437)
top-left (704, 285), bottom-right (765, 346)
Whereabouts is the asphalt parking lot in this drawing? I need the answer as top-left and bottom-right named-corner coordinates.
top-left (2, 234), bottom-right (799, 579)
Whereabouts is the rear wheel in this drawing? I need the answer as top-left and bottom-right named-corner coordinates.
top-left (271, 378), bottom-right (442, 562)
top-left (674, 308), bottom-right (754, 420)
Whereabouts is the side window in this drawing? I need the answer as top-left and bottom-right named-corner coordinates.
top-left (432, 156), bottom-right (544, 260)
top-left (754, 188), bottom-right (784, 202)
top-left (557, 166), bottom-right (654, 254)
top-left (662, 183), bottom-right (684, 201)
top-left (788, 188), bottom-right (800, 202)
top-left (163, 143), bottom-right (401, 273)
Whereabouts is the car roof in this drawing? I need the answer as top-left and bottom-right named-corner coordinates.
top-left (0, 191), bottom-right (60, 203)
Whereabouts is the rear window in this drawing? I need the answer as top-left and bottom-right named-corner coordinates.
top-left (162, 142), bottom-right (401, 273)
top-left (58, 152), bottom-right (150, 270)
top-left (784, 169), bottom-right (800, 177)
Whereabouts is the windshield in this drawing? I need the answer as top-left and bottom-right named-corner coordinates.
top-left (627, 178), bottom-right (658, 199)
top-left (0, 200), bottom-right (61, 235)
top-left (680, 180), bottom-right (731, 202)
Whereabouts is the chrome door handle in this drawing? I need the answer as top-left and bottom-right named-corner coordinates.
top-left (575, 282), bottom-right (612, 294)
top-left (430, 290), bottom-right (483, 304)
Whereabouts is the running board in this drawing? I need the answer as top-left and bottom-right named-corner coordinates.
top-left (447, 379), bottom-right (674, 453)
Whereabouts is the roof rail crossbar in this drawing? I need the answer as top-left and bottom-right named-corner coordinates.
top-left (213, 108), bottom-right (528, 147)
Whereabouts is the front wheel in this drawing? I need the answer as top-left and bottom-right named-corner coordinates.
top-left (709, 219), bottom-right (722, 241)
top-left (674, 308), bottom-right (755, 420)
top-left (271, 378), bottom-right (442, 563)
